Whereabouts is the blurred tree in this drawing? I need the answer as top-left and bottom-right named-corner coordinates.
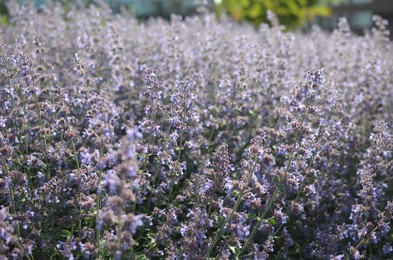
top-left (217, 0), bottom-right (342, 29)
top-left (0, 0), bottom-right (8, 26)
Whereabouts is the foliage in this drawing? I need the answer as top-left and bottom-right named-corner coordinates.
top-left (0, 1), bottom-right (392, 259)
top-left (217, 0), bottom-right (342, 29)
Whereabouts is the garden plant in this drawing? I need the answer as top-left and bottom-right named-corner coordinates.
top-left (0, 1), bottom-right (392, 259)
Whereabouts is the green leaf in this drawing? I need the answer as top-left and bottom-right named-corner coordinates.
top-left (248, 3), bottom-right (262, 19)
top-left (247, 213), bottom-right (257, 220)
top-left (231, 190), bottom-right (240, 197)
top-left (0, 15), bottom-right (8, 26)
top-left (59, 229), bottom-right (72, 238)
top-left (175, 146), bottom-right (181, 151)
top-left (217, 215), bottom-right (225, 226)
top-left (229, 245), bottom-right (240, 255)
top-left (135, 254), bottom-right (150, 260)
top-left (155, 199), bottom-right (167, 206)
top-left (268, 217), bottom-right (277, 225)
top-left (294, 241), bottom-right (300, 253)
top-left (146, 233), bottom-right (157, 250)
top-left (263, 217), bottom-right (277, 225)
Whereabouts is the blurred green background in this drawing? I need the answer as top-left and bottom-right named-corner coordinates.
top-left (215, 0), bottom-right (342, 29)
top-left (0, 0), bottom-right (342, 29)
top-left (2, 0), bottom-right (389, 34)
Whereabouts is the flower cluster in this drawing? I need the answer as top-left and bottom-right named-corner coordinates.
top-left (0, 1), bottom-right (392, 259)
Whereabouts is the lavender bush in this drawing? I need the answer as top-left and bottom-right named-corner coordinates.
top-left (0, 1), bottom-right (392, 259)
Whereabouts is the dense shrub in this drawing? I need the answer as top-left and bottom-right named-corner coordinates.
top-left (0, 1), bottom-right (392, 259)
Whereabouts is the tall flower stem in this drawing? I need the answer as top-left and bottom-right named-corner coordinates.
top-left (238, 111), bottom-right (308, 257)
top-left (168, 132), bottom-right (183, 202)
top-left (205, 155), bottom-right (258, 258)
top-left (346, 225), bottom-right (379, 260)
top-left (212, 118), bottom-right (282, 259)
top-left (34, 95), bottom-right (50, 179)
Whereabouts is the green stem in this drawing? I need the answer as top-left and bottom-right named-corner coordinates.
top-left (1, 159), bottom-right (30, 259)
top-left (211, 117), bottom-right (283, 259)
top-left (346, 225), bottom-right (379, 260)
top-left (11, 84), bottom-right (34, 192)
top-left (145, 123), bottom-right (174, 212)
top-left (146, 161), bottom-right (160, 213)
top-left (205, 190), bottom-right (244, 258)
top-left (1, 158), bottom-right (16, 212)
top-left (274, 126), bottom-right (325, 238)
top-left (205, 155), bottom-right (258, 258)
top-left (294, 136), bottom-right (323, 202)
top-left (15, 242), bottom-right (34, 260)
top-left (71, 139), bottom-right (80, 169)
top-left (212, 114), bottom-right (283, 258)
top-left (238, 111), bottom-right (308, 257)
top-left (35, 96), bottom-right (50, 179)
top-left (78, 192), bottom-right (83, 238)
top-left (95, 170), bottom-right (102, 250)
top-left (168, 133), bottom-right (183, 202)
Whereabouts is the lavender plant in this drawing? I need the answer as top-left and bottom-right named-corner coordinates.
top-left (0, 1), bottom-right (392, 259)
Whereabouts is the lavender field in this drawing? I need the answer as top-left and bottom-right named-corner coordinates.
top-left (0, 1), bottom-right (392, 259)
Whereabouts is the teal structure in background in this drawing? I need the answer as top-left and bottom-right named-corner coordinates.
top-left (107, 0), bottom-right (214, 17)
top-left (23, 0), bottom-right (214, 18)
top-left (315, 0), bottom-right (393, 36)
